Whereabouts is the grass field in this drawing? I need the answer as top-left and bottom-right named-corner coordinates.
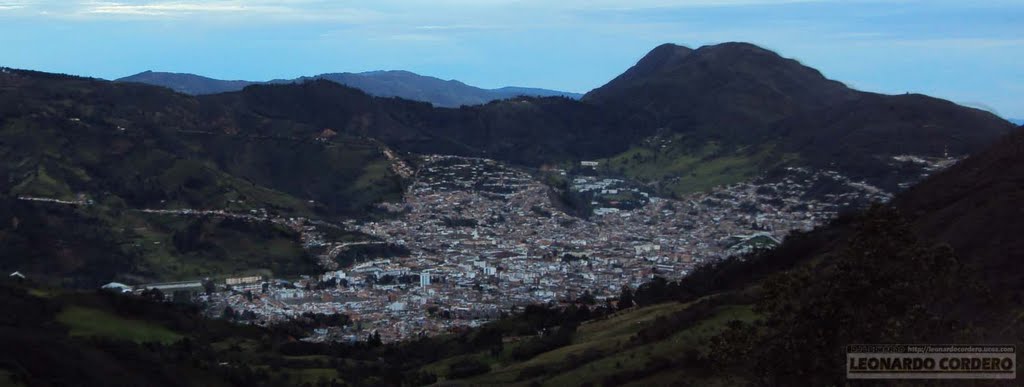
top-left (0, 369), bottom-right (25, 387)
top-left (598, 135), bottom-right (796, 196)
top-left (440, 301), bottom-right (760, 386)
top-left (286, 368), bottom-right (339, 385)
top-left (56, 306), bottom-right (182, 344)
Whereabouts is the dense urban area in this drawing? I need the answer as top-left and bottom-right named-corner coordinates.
top-left (35, 152), bottom-right (956, 343)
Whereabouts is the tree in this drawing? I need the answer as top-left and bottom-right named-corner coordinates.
top-left (618, 286), bottom-right (634, 310)
top-left (576, 290), bottom-right (596, 305)
top-left (142, 287), bottom-right (165, 302)
top-left (202, 279), bottom-right (216, 295)
top-left (222, 306), bottom-right (236, 320)
top-left (634, 276), bottom-right (668, 307)
top-left (367, 331), bottom-right (382, 347)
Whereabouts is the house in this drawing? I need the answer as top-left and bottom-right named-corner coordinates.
top-left (9, 271), bottom-right (25, 280)
top-left (101, 282), bottom-right (133, 293)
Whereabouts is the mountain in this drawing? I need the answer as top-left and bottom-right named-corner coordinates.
top-left (116, 70), bottom-right (257, 95)
top-left (584, 42), bottom-right (1016, 194)
top-left (585, 42), bottom-right (855, 137)
top-left (117, 70), bottom-right (583, 107)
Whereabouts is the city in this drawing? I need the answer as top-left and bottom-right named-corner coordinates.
top-left (192, 153), bottom-right (951, 342)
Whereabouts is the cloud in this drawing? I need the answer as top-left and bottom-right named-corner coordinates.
top-left (380, 33), bottom-right (448, 42)
top-left (0, 1), bottom-right (32, 11)
top-left (1, 1), bottom-right (383, 22)
top-left (889, 38), bottom-right (1024, 49)
top-left (6, 0), bottom-right (845, 21)
top-left (414, 24), bottom-right (505, 31)
top-left (84, 1), bottom-right (256, 16)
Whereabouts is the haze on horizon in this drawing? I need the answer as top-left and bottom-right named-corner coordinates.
top-left (0, 0), bottom-right (1021, 118)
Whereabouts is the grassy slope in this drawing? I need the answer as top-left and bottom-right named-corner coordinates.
top-left (2, 283), bottom-right (353, 386)
top-left (57, 305), bottom-right (183, 344)
top-left (596, 134), bottom-right (796, 196)
top-left (429, 301), bottom-right (756, 386)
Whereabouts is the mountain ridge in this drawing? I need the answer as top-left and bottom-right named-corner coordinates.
top-left (117, 70), bottom-right (583, 107)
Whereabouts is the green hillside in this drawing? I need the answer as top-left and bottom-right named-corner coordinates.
top-left (0, 70), bottom-right (402, 286)
top-left (0, 197), bottom-right (322, 286)
top-left (596, 133), bottom-right (796, 196)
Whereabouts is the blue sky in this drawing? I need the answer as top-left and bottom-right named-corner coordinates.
top-left (1, 1), bottom-right (1021, 118)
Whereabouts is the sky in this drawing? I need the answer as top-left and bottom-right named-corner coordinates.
top-left (0, 0), bottom-right (1021, 118)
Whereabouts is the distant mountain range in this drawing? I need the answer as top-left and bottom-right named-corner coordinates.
top-left (116, 70), bottom-right (583, 108)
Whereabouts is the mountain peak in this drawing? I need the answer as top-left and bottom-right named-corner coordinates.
top-left (584, 42), bottom-right (852, 125)
top-left (597, 43), bottom-right (693, 88)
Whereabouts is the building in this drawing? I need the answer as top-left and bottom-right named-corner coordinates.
top-left (322, 270), bottom-right (347, 283)
top-left (225, 275), bottom-right (262, 286)
top-left (420, 272), bottom-right (431, 287)
top-left (634, 244), bottom-right (661, 255)
top-left (101, 282), bottom-right (133, 293)
top-left (580, 161), bottom-right (600, 168)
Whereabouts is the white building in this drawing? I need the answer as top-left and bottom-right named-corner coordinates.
top-left (420, 272), bottom-right (431, 287)
top-left (101, 282), bottom-right (132, 293)
top-left (634, 244), bottom-right (661, 255)
top-left (321, 270), bottom-right (347, 283)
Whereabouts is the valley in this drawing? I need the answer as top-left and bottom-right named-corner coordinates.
top-left (187, 151), bottom-right (949, 343)
top-left (1, 37), bottom-right (1021, 386)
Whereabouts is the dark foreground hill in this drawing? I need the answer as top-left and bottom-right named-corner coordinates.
top-left (894, 125), bottom-right (1024, 292)
top-left (118, 70), bottom-right (583, 107)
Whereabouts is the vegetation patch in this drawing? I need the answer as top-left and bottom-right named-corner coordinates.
top-left (56, 305), bottom-right (182, 344)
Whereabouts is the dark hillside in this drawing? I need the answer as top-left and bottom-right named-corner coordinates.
top-left (585, 42), bottom-right (856, 141)
top-left (894, 127), bottom-right (1024, 292)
